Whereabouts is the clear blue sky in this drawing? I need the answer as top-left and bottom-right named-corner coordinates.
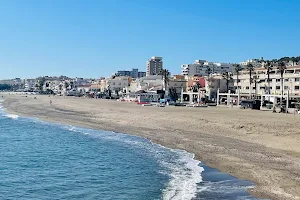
top-left (0, 0), bottom-right (299, 79)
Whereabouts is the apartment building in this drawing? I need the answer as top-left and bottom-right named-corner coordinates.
top-left (117, 68), bottom-right (146, 78)
top-left (24, 79), bottom-right (37, 91)
top-left (100, 76), bottom-right (131, 92)
top-left (233, 66), bottom-right (300, 96)
top-left (181, 60), bottom-right (234, 76)
top-left (239, 58), bottom-right (264, 68)
top-left (146, 56), bottom-right (163, 76)
top-left (0, 78), bottom-right (22, 86)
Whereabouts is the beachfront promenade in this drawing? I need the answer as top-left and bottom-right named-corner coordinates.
top-left (3, 94), bottom-right (300, 200)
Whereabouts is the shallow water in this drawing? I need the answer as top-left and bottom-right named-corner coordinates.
top-left (0, 100), bottom-right (261, 200)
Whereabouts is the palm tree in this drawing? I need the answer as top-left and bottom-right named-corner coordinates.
top-left (222, 72), bottom-right (233, 92)
top-left (253, 75), bottom-right (259, 98)
top-left (264, 61), bottom-right (273, 95)
top-left (64, 82), bottom-right (70, 90)
top-left (234, 64), bottom-right (243, 93)
top-left (246, 63), bottom-right (254, 99)
top-left (38, 77), bottom-right (46, 93)
top-left (277, 61), bottom-right (286, 106)
top-left (70, 81), bottom-right (74, 89)
top-left (160, 69), bottom-right (170, 97)
top-left (205, 67), bottom-right (212, 78)
top-left (192, 82), bottom-right (201, 92)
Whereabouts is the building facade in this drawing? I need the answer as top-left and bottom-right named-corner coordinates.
top-left (233, 66), bottom-right (300, 96)
top-left (128, 75), bottom-right (186, 95)
top-left (239, 57), bottom-right (264, 68)
top-left (0, 78), bottom-right (22, 86)
top-left (100, 76), bottom-right (131, 92)
top-left (146, 56), bottom-right (163, 76)
top-left (117, 68), bottom-right (146, 78)
top-left (24, 79), bottom-right (37, 91)
top-left (181, 60), bottom-right (234, 77)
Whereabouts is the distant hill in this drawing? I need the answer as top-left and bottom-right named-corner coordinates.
top-left (265, 56), bottom-right (300, 63)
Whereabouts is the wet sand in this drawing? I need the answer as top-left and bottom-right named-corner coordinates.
top-left (3, 94), bottom-right (300, 200)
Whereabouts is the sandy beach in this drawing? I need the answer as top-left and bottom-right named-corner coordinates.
top-left (2, 94), bottom-right (300, 200)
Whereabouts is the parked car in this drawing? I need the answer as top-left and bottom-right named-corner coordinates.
top-left (240, 100), bottom-right (261, 110)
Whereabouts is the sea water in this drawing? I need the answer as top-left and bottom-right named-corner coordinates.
top-left (0, 100), bottom-right (260, 200)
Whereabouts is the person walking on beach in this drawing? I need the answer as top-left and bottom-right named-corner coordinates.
top-left (50, 100), bottom-right (52, 105)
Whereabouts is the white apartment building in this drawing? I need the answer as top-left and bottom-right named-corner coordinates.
top-left (24, 79), bottom-right (37, 91)
top-left (239, 58), bottom-right (264, 68)
top-left (0, 78), bottom-right (22, 86)
top-left (100, 76), bottom-right (130, 92)
top-left (181, 60), bottom-right (234, 76)
top-left (146, 56), bottom-right (163, 76)
top-left (128, 75), bottom-right (186, 95)
top-left (233, 66), bottom-right (300, 96)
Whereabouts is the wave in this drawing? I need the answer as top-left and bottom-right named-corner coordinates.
top-left (161, 152), bottom-right (204, 200)
top-left (0, 104), bottom-right (19, 120)
top-left (4, 114), bottom-right (19, 119)
top-left (65, 126), bottom-right (204, 200)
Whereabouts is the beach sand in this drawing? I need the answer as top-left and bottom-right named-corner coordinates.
top-left (3, 94), bottom-right (300, 200)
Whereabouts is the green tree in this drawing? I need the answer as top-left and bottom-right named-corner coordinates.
top-left (192, 82), bottom-right (201, 92)
top-left (38, 77), bottom-right (46, 93)
top-left (0, 84), bottom-right (13, 91)
top-left (234, 64), bottom-right (243, 93)
top-left (222, 72), bottom-right (233, 92)
top-left (64, 82), bottom-right (70, 90)
top-left (246, 63), bottom-right (254, 98)
top-left (160, 69), bottom-right (170, 97)
top-left (70, 81), bottom-right (74, 89)
top-left (253, 75), bottom-right (259, 98)
top-left (169, 87), bottom-right (178, 101)
top-left (291, 57), bottom-right (297, 66)
top-left (277, 61), bottom-right (286, 106)
top-left (205, 67), bottom-right (212, 77)
top-left (264, 61), bottom-right (273, 95)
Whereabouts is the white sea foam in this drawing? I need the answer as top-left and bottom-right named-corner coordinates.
top-left (161, 152), bottom-right (204, 200)
top-left (65, 126), bottom-right (204, 200)
top-left (0, 101), bottom-right (18, 119)
top-left (4, 114), bottom-right (19, 119)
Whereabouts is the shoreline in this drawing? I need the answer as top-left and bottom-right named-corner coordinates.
top-left (3, 95), bottom-right (300, 200)
top-left (0, 103), bottom-right (257, 200)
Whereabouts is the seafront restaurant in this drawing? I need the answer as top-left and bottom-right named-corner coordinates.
top-left (121, 90), bottom-right (160, 104)
top-left (217, 88), bottom-right (300, 112)
top-left (179, 88), bottom-right (207, 104)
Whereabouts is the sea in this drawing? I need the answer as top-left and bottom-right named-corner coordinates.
top-left (0, 99), bottom-right (261, 200)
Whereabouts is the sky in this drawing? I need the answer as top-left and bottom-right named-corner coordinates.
top-left (0, 0), bottom-right (300, 79)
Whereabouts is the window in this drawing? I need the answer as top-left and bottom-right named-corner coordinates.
top-left (284, 86), bottom-right (289, 90)
top-left (276, 86), bottom-right (280, 90)
top-left (295, 78), bottom-right (300, 82)
top-left (285, 79), bottom-right (289, 82)
top-left (295, 86), bottom-right (300, 90)
top-left (246, 86), bottom-right (249, 89)
top-left (276, 79), bottom-right (281, 82)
